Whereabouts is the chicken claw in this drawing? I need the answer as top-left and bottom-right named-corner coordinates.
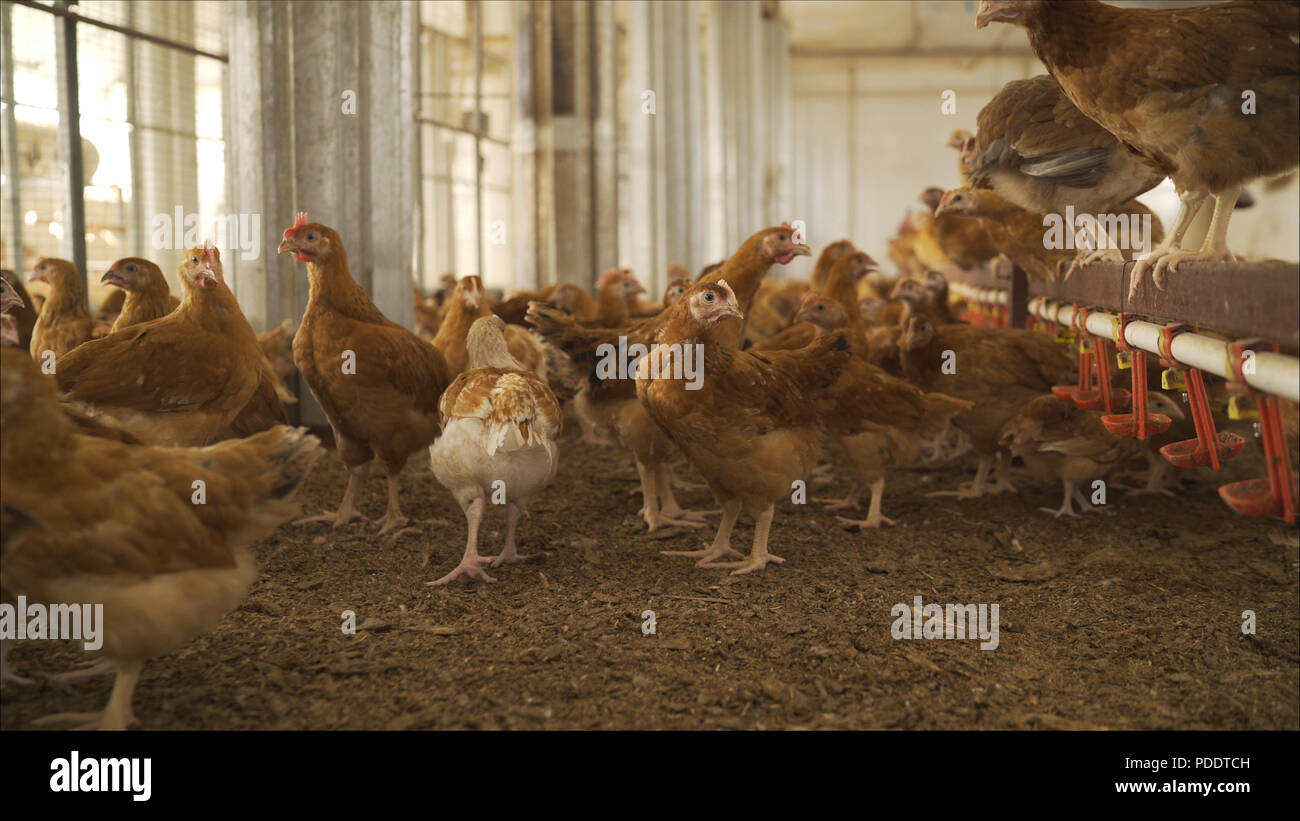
top-left (837, 513), bottom-right (895, 529)
top-left (661, 543), bottom-right (743, 565)
top-left (426, 559), bottom-right (497, 586)
top-left (294, 510), bottom-right (369, 527)
top-left (712, 552), bottom-right (784, 576)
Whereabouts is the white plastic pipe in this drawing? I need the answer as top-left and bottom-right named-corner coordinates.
top-left (950, 282), bottom-right (1007, 306)
top-left (1028, 297), bottom-right (1300, 403)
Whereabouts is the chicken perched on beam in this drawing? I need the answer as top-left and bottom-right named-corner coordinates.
top-left (968, 73), bottom-right (1166, 275)
top-left (101, 257), bottom-right (180, 332)
top-left (427, 316), bottom-right (561, 586)
top-left (54, 245), bottom-right (267, 446)
top-left (637, 281), bottom-right (853, 574)
top-left (1, 348), bottom-right (322, 729)
top-left (977, 0), bottom-right (1300, 297)
top-left (279, 213), bottom-right (452, 534)
top-left (27, 258), bottom-right (94, 360)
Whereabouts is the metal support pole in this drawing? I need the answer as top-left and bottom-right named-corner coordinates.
top-left (1, 1), bottom-right (24, 274)
top-left (53, 0), bottom-right (87, 299)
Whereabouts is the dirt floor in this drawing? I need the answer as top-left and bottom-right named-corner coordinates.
top-left (3, 426), bottom-right (1298, 731)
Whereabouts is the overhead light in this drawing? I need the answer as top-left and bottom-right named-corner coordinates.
top-left (24, 210), bottom-right (37, 225)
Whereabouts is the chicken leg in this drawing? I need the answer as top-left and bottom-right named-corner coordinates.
top-left (1039, 480), bottom-right (1102, 517)
top-left (32, 659), bottom-right (143, 730)
top-left (374, 471), bottom-right (411, 535)
top-left (836, 478), bottom-right (896, 528)
top-left (928, 455), bottom-right (993, 498)
top-left (655, 464), bottom-right (717, 523)
top-left (662, 498), bottom-right (743, 566)
top-left (710, 505), bottom-right (784, 575)
top-left (479, 501), bottom-right (530, 567)
top-left (816, 481), bottom-right (862, 511)
top-left (296, 462), bottom-right (371, 527)
top-left (1153, 185), bottom-right (1240, 286)
top-left (1128, 189), bottom-right (1210, 299)
top-left (427, 497), bottom-right (496, 585)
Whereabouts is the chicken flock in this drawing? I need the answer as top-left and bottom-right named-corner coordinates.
top-left (1, 0), bottom-right (1297, 730)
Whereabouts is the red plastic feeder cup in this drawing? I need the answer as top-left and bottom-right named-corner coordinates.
top-left (1218, 340), bottom-right (1297, 524)
top-left (1052, 307), bottom-right (1093, 404)
top-left (1100, 314), bottom-right (1170, 440)
top-left (1159, 368), bottom-right (1245, 470)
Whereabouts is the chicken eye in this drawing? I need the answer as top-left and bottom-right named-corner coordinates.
top-left (307, 233), bottom-right (316, 241)
top-left (126, 264), bottom-right (136, 272)
top-left (191, 256), bottom-right (199, 263)
top-left (704, 292), bottom-right (715, 303)
top-left (778, 234), bottom-right (787, 242)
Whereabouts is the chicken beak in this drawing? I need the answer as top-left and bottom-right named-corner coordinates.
top-left (101, 269), bottom-right (124, 287)
top-left (194, 269), bottom-right (216, 289)
top-left (975, 0), bottom-right (1015, 29)
top-left (277, 237), bottom-right (295, 255)
top-left (792, 243), bottom-right (812, 258)
top-left (27, 270), bottom-right (47, 284)
top-left (721, 304), bottom-right (742, 321)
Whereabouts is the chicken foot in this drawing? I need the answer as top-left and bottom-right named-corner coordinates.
top-left (638, 461), bottom-right (708, 531)
top-left (1039, 480), bottom-right (1102, 518)
top-left (1128, 189), bottom-right (1210, 299)
top-left (43, 656), bottom-right (115, 683)
top-left (836, 478), bottom-right (896, 528)
top-left (655, 464), bottom-right (718, 522)
top-left (1150, 185), bottom-right (1240, 289)
top-left (709, 505), bottom-right (784, 576)
top-left (478, 501), bottom-right (531, 568)
top-left (374, 471), bottom-right (414, 536)
top-left (927, 455), bottom-right (993, 498)
top-left (32, 659), bottom-right (143, 730)
top-left (296, 463), bottom-right (371, 527)
top-left (427, 497), bottom-right (497, 585)
top-left (815, 481), bottom-right (862, 511)
top-left (662, 499), bottom-right (743, 566)
top-left (1065, 223), bottom-right (1125, 279)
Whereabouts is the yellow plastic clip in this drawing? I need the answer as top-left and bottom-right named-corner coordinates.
top-left (1228, 395), bottom-right (1259, 422)
top-left (1161, 368), bottom-right (1187, 391)
top-left (1055, 327), bottom-right (1075, 345)
top-left (1078, 337), bottom-right (1095, 354)
top-left (1115, 350), bottom-right (1132, 370)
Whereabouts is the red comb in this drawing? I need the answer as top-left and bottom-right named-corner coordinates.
top-left (203, 239), bottom-right (218, 265)
top-left (284, 211), bottom-right (309, 239)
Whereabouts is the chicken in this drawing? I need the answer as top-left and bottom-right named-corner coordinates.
top-left (636, 280), bottom-right (853, 574)
top-left (258, 319), bottom-right (298, 385)
top-left (976, 0), bottom-right (1299, 297)
top-left (912, 188), bottom-right (1001, 272)
top-left (426, 316), bottom-right (561, 585)
top-left (54, 245), bottom-right (264, 446)
top-left (900, 313), bottom-right (1074, 497)
top-left (0, 348), bottom-right (322, 728)
top-left (434, 275), bottom-right (548, 380)
top-left (27, 257), bottom-right (94, 361)
top-left (947, 128), bottom-right (976, 181)
top-left (529, 224), bottom-right (811, 531)
top-left (934, 186), bottom-right (1076, 281)
top-left (744, 279), bottom-right (812, 344)
top-left (810, 239), bottom-right (856, 292)
top-left (1, 276), bottom-right (26, 347)
top-left (0, 270), bottom-right (37, 350)
top-left (101, 257), bottom-right (180, 332)
top-left (92, 288), bottom-right (125, 337)
top-left (279, 213), bottom-right (452, 534)
top-left (968, 73), bottom-right (1165, 273)
top-left (750, 249), bottom-right (877, 353)
top-left (794, 294), bottom-right (973, 527)
top-left (999, 391), bottom-right (1185, 517)
top-left (591, 268), bottom-right (645, 328)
